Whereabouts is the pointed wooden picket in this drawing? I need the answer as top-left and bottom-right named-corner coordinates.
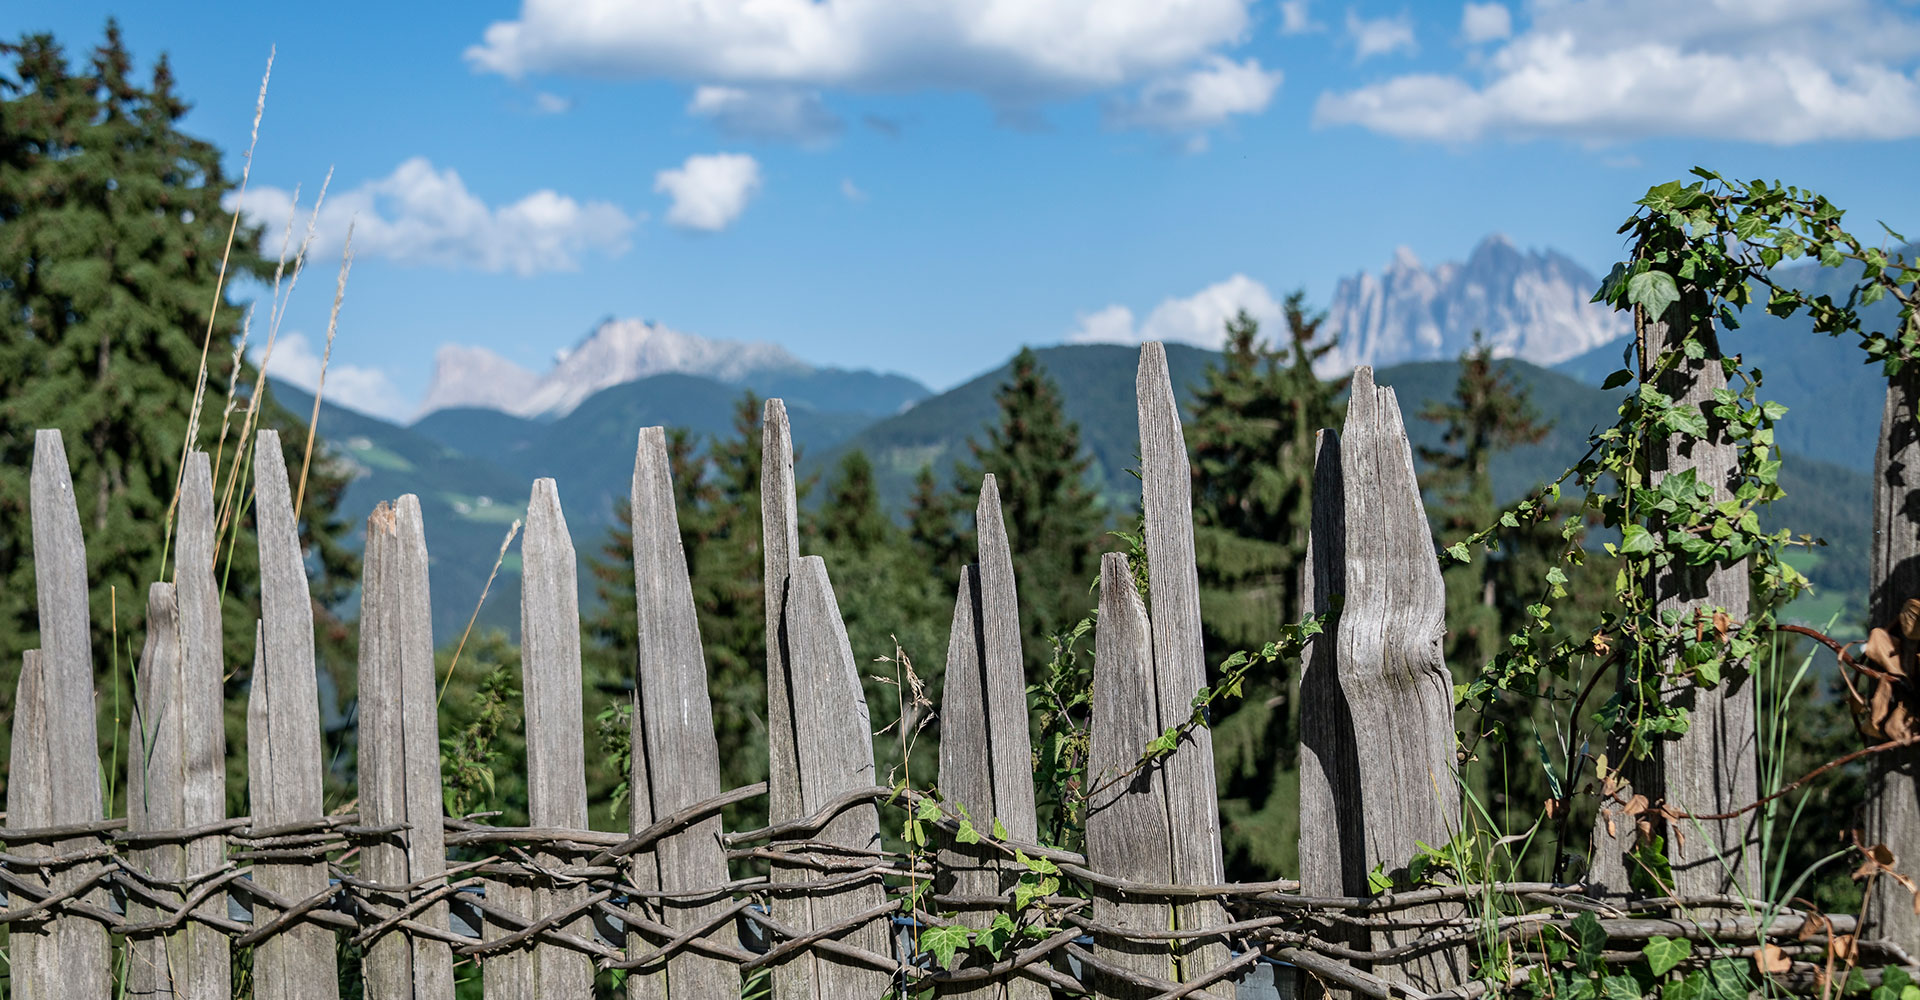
top-left (358, 495), bottom-right (453, 999)
top-left (631, 433), bottom-right (736, 998)
top-left (25, 429), bottom-right (110, 1000)
top-left (128, 582), bottom-right (184, 998)
top-left (1086, 554), bottom-right (1177, 1000)
top-left (249, 430), bottom-right (340, 1000)
top-left (1135, 345), bottom-right (1229, 979)
top-left (1868, 370), bottom-right (1920, 951)
top-left (1299, 368), bottom-right (1462, 992)
top-left (174, 451), bottom-right (232, 1000)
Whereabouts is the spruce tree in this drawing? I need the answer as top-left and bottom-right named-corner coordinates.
top-left (953, 348), bottom-right (1107, 679)
top-left (1185, 296), bottom-right (1343, 879)
top-left (0, 25), bottom-right (357, 802)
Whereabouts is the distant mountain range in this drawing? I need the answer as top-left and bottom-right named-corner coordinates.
top-left (419, 316), bottom-right (930, 420)
top-left (1323, 234), bottom-right (1630, 373)
top-left (286, 235), bottom-right (1893, 640)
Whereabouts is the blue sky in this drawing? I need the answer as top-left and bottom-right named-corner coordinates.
top-left (15, 0), bottom-right (1920, 419)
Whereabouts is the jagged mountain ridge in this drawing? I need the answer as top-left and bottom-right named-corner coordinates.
top-left (419, 316), bottom-right (925, 420)
top-left (1322, 234), bottom-right (1629, 372)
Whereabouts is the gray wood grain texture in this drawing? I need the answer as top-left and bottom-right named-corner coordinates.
top-left (359, 496), bottom-right (455, 999)
top-left (250, 431), bottom-right (341, 1000)
top-left (1134, 345), bottom-right (1229, 979)
top-left (1086, 554), bottom-right (1178, 1000)
top-left (28, 429), bottom-right (111, 1000)
top-left (9, 650), bottom-right (52, 999)
top-left (625, 683), bottom-right (664, 1000)
top-left (130, 583), bottom-right (184, 999)
top-left (759, 400), bottom-right (817, 1000)
top-left (630, 436), bottom-right (737, 998)
top-left (1298, 429), bottom-right (1356, 910)
top-left (1868, 371), bottom-right (1920, 951)
top-left (519, 478), bottom-right (599, 999)
top-left (934, 565), bottom-right (998, 996)
top-left (1300, 370), bottom-right (1463, 992)
top-left (973, 477), bottom-right (1042, 844)
top-left (934, 557), bottom-right (1047, 1000)
top-left (1590, 310), bottom-right (1756, 900)
top-left (174, 452), bottom-right (231, 1000)
top-left (784, 556), bottom-right (892, 1000)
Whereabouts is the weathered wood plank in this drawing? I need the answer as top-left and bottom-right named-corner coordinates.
top-left (174, 451), bottom-right (231, 1000)
top-left (1086, 553), bottom-right (1177, 1000)
top-left (250, 430), bottom-right (341, 1000)
top-left (1868, 370), bottom-right (1920, 951)
top-left (1300, 368), bottom-right (1462, 992)
top-left (784, 556), bottom-right (892, 1000)
top-left (1589, 307), bottom-right (1756, 900)
top-left (973, 477), bottom-right (1041, 844)
top-left (1298, 428), bottom-right (1362, 924)
top-left (630, 435), bottom-right (736, 999)
top-left (130, 583), bottom-right (185, 999)
top-left (934, 565), bottom-right (998, 997)
top-left (760, 399), bottom-right (817, 1000)
top-left (359, 496), bottom-right (454, 999)
top-left (28, 429), bottom-right (110, 1000)
top-left (520, 479), bottom-right (599, 998)
top-left (8, 649), bottom-right (52, 999)
top-left (625, 681), bottom-right (663, 1000)
top-left (1134, 345), bottom-right (1229, 980)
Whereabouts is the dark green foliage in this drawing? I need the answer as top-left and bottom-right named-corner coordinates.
top-left (952, 347), bottom-right (1109, 679)
top-left (1186, 297), bottom-right (1342, 880)
top-left (0, 25), bottom-right (357, 814)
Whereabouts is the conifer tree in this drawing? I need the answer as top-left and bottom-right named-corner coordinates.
top-left (953, 348), bottom-right (1107, 678)
top-left (1185, 296), bottom-right (1343, 879)
top-left (0, 25), bottom-right (357, 795)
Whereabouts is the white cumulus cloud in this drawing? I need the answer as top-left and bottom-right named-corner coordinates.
top-left (1068, 274), bottom-right (1282, 348)
top-left (1107, 56), bottom-right (1282, 130)
top-left (654, 153), bottom-right (764, 232)
top-left (466, 0), bottom-right (1271, 137)
top-left (1317, 0), bottom-right (1920, 144)
top-left (1460, 3), bottom-right (1511, 43)
top-left (1347, 10), bottom-right (1417, 61)
top-left (231, 158), bottom-right (636, 276)
top-left (688, 86), bottom-right (844, 143)
top-left (259, 332), bottom-right (411, 423)
top-left (1280, 0), bottom-right (1321, 35)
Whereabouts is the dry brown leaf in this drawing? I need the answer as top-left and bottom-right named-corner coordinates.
top-left (1830, 933), bottom-right (1857, 963)
top-left (1797, 912), bottom-right (1828, 942)
top-left (1756, 943), bottom-right (1792, 975)
top-left (1870, 843), bottom-right (1896, 867)
top-left (1902, 597), bottom-right (1920, 641)
top-left (1624, 793), bottom-right (1648, 816)
top-left (1592, 632), bottom-right (1612, 656)
top-left (1713, 610), bottom-right (1732, 640)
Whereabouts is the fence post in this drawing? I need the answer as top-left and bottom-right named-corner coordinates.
top-left (1086, 552), bottom-right (1176, 1000)
top-left (1866, 369), bottom-right (1920, 951)
top-left (1135, 344), bottom-right (1229, 980)
top-left (1298, 368), bottom-right (1462, 992)
top-left (781, 555), bottom-right (893, 998)
top-left (357, 495), bottom-right (454, 999)
top-left (1588, 304), bottom-right (1757, 900)
top-left (760, 399), bottom-right (818, 1000)
top-left (630, 431), bottom-right (737, 997)
top-left (128, 582), bottom-right (184, 998)
top-left (933, 477), bottom-right (1046, 998)
top-left (248, 430), bottom-right (341, 1000)
top-left (508, 478), bottom-right (601, 998)
top-left (174, 451), bottom-right (232, 999)
top-left (21, 429), bottom-right (111, 1000)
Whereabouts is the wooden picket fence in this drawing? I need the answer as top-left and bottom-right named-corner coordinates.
top-left (0, 342), bottom-right (1908, 1000)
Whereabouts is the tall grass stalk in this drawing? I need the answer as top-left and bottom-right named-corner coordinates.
top-left (294, 222), bottom-right (353, 523)
top-left (158, 48), bottom-right (271, 580)
top-left (437, 519), bottom-right (522, 709)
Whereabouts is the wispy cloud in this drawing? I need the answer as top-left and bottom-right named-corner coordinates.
top-left (259, 332), bottom-right (410, 422)
top-left (231, 158), bottom-right (636, 275)
top-left (688, 86), bottom-right (844, 144)
top-left (1279, 0), bottom-right (1322, 35)
top-left (1346, 9), bottom-right (1417, 61)
top-left (1107, 56), bottom-right (1281, 132)
top-left (1318, 0), bottom-right (1920, 144)
top-left (654, 153), bottom-right (764, 232)
top-left (1460, 3), bottom-right (1511, 44)
top-left (1068, 274), bottom-right (1281, 348)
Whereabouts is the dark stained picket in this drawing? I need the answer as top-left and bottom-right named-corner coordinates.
top-left (174, 452), bottom-right (232, 1000)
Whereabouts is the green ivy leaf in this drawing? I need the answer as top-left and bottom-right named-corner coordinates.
top-left (992, 817), bottom-right (1009, 841)
top-left (955, 818), bottom-right (980, 844)
top-left (1602, 975), bottom-right (1644, 1000)
top-left (1628, 269), bottom-right (1682, 318)
top-left (1572, 911), bottom-right (1608, 974)
top-left (920, 925), bottom-right (971, 970)
top-left (1643, 935), bottom-right (1692, 976)
top-left (1602, 368), bottom-right (1635, 390)
top-left (1621, 525), bottom-right (1658, 555)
